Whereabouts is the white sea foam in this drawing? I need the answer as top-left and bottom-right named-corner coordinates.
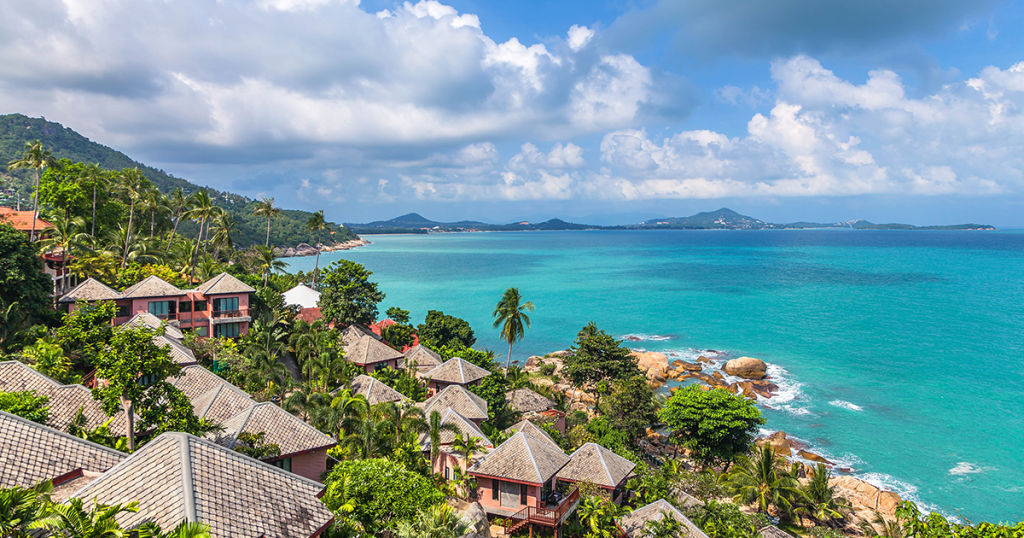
top-left (859, 472), bottom-right (953, 520)
top-left (621, 333), bottom-right (676, 342)
top-left (829, 400), bottom-right (864, 412)
top-left (949, 462), bottom-right (994, 476)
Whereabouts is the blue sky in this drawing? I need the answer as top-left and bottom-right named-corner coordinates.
top-left (3, 0), bottom-right (1024, 225)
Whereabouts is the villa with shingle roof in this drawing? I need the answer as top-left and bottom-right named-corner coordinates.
top-left (420, 407), bottom-right (493, 481)
top-left (422, 385), bottom-right (489, 424)
top-left (467, 431), bottom-right (572, 520)
top-left (557, 442), bottom-right (636, 504)
top-left (342, 324), bottom-right (382, 347)
top-left (345, 374), bottom-right (408, 405)
top-left (507, 387), bottom-right (566, 432)
top-left (402, 344), bottom-right (443, 374)
top-left (421, 357), bottom-right (490, 393)
top-left (505, 419), bottom-right (560, 449)
top-left (0, 360), bottom-right (130, 435)
top-left (0, 410), bottom-right (126, 491)
top-left (171, 365), bottom-right (335, 480)
top-left (59, 273), bottom-right (254, 340)
top-left (619, 499), bottom-right (710, 538)
top-left (344, 335), bottom-right (405, 373)
top-left (71, 432), bottom-right (334, 538)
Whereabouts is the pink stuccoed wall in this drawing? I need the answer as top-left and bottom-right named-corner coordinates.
top-left (473, 476), bottom-right (542, 513)
top-left (289, 449), bottom-right (329, 482)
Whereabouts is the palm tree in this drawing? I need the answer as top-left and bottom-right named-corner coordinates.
top-left (343, 415), bottom-right (394, 459)
top-left (450, 432), bottom-right (483, 469)
top-left (492, 287), bottom-right (535, 373)
top-left (312, 389), bottom-right (367, 440)
top-left (427, 410), bottom-right (458, 471)
top-left (576, 496), bottom-right (632, 538)
top-left (722, 445), bottom-right (801, 515)
top-left (37, 215), bottom-right (89, 294)
top-left (306, 210), bottom-right (328, 286)
top-left (7, 140), bottom-right (56, 241)
top-left (253, 197), bottom-right (282, 247)
top-left (115, 168), bottom-right (147, 268)
top-left (1, 480), bottom-right (53, 538)
top-left (136, 521), bottom-right (212, 538)
top-left (29, 497), bottom-right (139, 538)
top-left (376, 401), bottom-right (427, 447)
top-left (796, 464), bottom-right (851, 527)
top-left (395, 504), bottom-right (470, 538)
top-left (83, 164), bottom-right (105, 237)
top-left (504, 365), bottom-right (529, 389)
top-left (209, 212), bottom-right (237, 260)
top-left (165, 188), bottom-right (192, 252)
top-left (254, 245), bottom-right (286, 286)
top-left (183, 191), bottom-right (215, 283)
top-left (284, 383), bottom-right (331, 422)
top-left (138, 185), bottom-right (168, 237)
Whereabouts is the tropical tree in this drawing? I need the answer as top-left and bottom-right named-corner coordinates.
top-left (426, 410), bottom-right (459, 470)
top-left (562, 322), bottom-right (642, 410)
top-left (492, 287), bottom-right (535, 373)
top-left (797, 464), bottom-right (851, 526)
top-left (30, 497), bottom-right (139, 538)
top-left (232, 431), bottom-right (282, 459)
top-left (136, 521), bottom-right (212, 538)
top-left (722, 445), bottom-right (801, 515)
top-left (7, 140), bottom-right (56, 241)
top-left (138, 185), bottom-right (168, 237)
top-left (283, 383), bottom-right (331, 422)
top-left (318, 260), bottom-right (385, 326)
top-left (0, 223), bottom-right (54, 325)
top-left (643, 510), bottom-right (685, 538)
top-left (312, 389), bottom-right (367, 440)
top-left (165, 188), bottom-right (191, 252)
top-left (84, 164), bottom-right (106, 237)
top-left (343, 414), bottom-right (395, 459)
top-left (253, 197), bottom-right (282, 247)
top-left (658, 385), bottom-right (765, 470)
top-left (115, 168), bottom-right (147, 268)
top-left (254, 245), bottom-right (286, 286)
top-left (0, 480), bottom-right (53, 538)
top-left (395, 504), bottom-right (470, 538)
top-left (209, 212), bottom-right (237, 259)
top-left (0, 299), bottom-right (42, 355)
top-left (376, 401), bottom-right (427, 447)
top-left (306, 210), bottom-right (328, 285)
top-left (183, 190), bottom-right (215, 282)
top-left (37, 215), bottom-right (89, 294)
top-left (450, 432), bottom-right (483, 469)
top-left (576, 495), bottom-right (632, 538)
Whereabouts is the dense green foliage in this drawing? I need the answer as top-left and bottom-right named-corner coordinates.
top-left (0, 390), bottom-right (50, 424)
top-left (659, 385), bottom-right (765, 467)
top-left (605, 375), bottom-right (660, 444)
top-left (417, 310), bottom-right (476, 349)
top-left (562, 322), bottom-right (642, 408)
top-left (322, 458), bottom-right (444, 534)
top-left (55, 302), bottom-right (115, 371)
top-left (0, 224), bottom-right (53, 324)
top-left (318, 260), bottom-right (386, 326)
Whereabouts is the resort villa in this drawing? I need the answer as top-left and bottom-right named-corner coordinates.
top-left (341, 374), bottom-right (409, 405)
top-left (422, 385), bottom-right (490, 426)
top-left (421, 357), bottom-right (490, 393)
top-left (343, 334), bottom-right (406, 373)
top-left (556, 443), bottom-right (636, 505)
top-left (59, 273), bottom-right (255, 339)
top-left (507, 387), bottom-right (567, 433)
top-left (403, 343), bottom-right (443, 374)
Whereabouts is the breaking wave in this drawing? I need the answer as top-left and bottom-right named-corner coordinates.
top-left (829, 400), bottom-right (864, 412)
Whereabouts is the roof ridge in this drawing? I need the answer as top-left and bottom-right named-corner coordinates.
top-left (593, 443), bottom-right (614, 486)
top-left (2, 360), bottom-right (62, 387)
top-left (224, 403), bottom-right (258, 449)
top-left (198, 385), bottom-right (223, 417)
top-left (0, 410), bottom-right (127, 458)
top-left (457, 358), bottom-right (465, 383)
top-left (519, 433), bottom-right (543, 483)
top-left (184, 431), bottom-right (328, 490)
top-left (177, 434), bottom-right (198, 522)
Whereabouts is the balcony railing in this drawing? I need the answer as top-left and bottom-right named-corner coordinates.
top-left (177, 314), bottom-right (209, 325)
top-left (212, 308), bottom-right (249, 319)
top-left (504, 486), bottom-right (579, 534)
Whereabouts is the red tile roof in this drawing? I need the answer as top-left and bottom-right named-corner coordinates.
top-left (0, 207), bottom-right (51, 231)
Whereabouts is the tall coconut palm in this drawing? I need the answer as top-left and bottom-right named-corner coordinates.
top-left (83, 164), bottom-right (105, 237)
top-left (7, 140), bottom-right (56, 242)
top-left (165, 188), bottom-right (191, 252)
top-left (37, 215), bottom-right (89, 294)
top-left (312, 389), bottom-right (367, 440)
top-left (306, 210), bottom-right (328, 285)
top-left (253, 197), bottom-right (282, 247)
top-left (29, 497), bottom-right (139, 538)
top-left (137, 185), bottom-right (168, 237)
top-left (115, 168), bottom-right (147, 268)
top-left (343, 415), bottom-right (394, 459)
top-left (722, 445), bottom-right (801, 515)
top-left (209, 212), bottom-right (237, 260)
top-left (183, 191), bottom-right (215, 283)
top-left (427, 410), bottom-right (459, 471)
top-left (376, 401), bottom-right (427, 447)
top-left (492, 287), bottom-right (535, 373)
top-left (450, 432), bottom-right (483, 469)
top-left (254, 245), bottom-right (286, 286)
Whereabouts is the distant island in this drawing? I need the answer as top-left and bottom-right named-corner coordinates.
top-left (347, 208), bottom-right (996, 234)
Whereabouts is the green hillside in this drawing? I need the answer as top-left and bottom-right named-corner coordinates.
top-left (0, 113), bottom-right (357, 247)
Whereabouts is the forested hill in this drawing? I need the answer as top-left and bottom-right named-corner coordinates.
top-left (0, 114), bottom-right (357, 247)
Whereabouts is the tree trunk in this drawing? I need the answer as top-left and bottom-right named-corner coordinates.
top-left (92, 180), bottom-right (97, 236)
top-left (266, 218), bottom-right (271, 247)
top-left (29, 168), bottom-right (40, 242)
top-left (504, 341), bottom-right (513, 375)
top-left (150, 206), bottom-right (155, 236)
top-left (166, 210), bottom-right (182, 253)
top-left (312, 230), bottom-right (322, 286)
top-left (122, 198), bottom-right (135, 268)
top-left (124, 396), bottom-right (136, 452)
top-left (188, 217), bottom-right (204, 284)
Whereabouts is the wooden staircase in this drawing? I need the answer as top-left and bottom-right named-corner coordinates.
top-left (502, 487), bottom-right (580, 535)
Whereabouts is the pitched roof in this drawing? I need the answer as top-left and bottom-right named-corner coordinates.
top-left (467, 431), bottom-right (569, 484)
top-left (556, 443), bottom-right (636, 488)
top-left (423, 385), bottom-right (488, 422)
top-left (171, 366), bottom-right (256, 423)
top-left (0, 410), bottom-right (126, 489)
top-left (619, 499), bottom-right (709, 538)
top-left (283, 284), bottom-right (321, 309)
top-left (154, 335), bottom-right (198, 366)
top-left (758, 526), bottom-right (795, 538)
top-left (0, 361), bottom-right (129, 435)
top-left (507, 388), bottom-right (555, 414)
top-left (419, 407), bottom-right (492, 449)
top-left (214, 402), bottom-right (335, 457)
top-left (0, 207), bottom-right (52, 232)
top-left (126, 312), bottom-right (185, 340)
top-left (402, 344), bottom-right (442, 371)
top-left (342, 324), bottom-right (382, 347)
top-left (197, 272), bottom-right (256, 295)
top-left (422, 357), bottom-right (490, 385)
top-left (504, 419), bottom-right (560, 449)
top-left (347, 374), bottom-right (408, 405)
top-left (121, 275), bottom-right (184, 299)
top-left (71, 433), bottom-right (334, 538)
top-left (344, 335), bottom-right (403, 365)
top-left (58, 277), bottom-right (123, 303)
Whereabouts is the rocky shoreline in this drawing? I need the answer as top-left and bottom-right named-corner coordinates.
top-left (272, 238), bottom-right (371, 258)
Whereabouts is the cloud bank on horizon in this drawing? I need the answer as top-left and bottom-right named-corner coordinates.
top-left (1, 0), bottom-right (1022, 223)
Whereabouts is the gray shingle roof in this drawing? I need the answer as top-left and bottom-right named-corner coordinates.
top-left (121, 275), bottom-right (184, 299)
top-left (0, 410), bottom-right (126, 489)
top-left (344, 335), bottom-right (404, 366)
top-left (507, 388), bottom-right (555, 414)
top-left (196, 273), bottom-right (256, 295)
top-left (556, 442), bottom-right (636, 488)
top-left (423, 385), bottom-right (488, 422)
top-left (418, 407), bottom-right (492, 449)
top-left (214, 402), bottom-right (335, 457)
top-left (70, 432), bottom-right (334, 538)
top-left (58, 278), bottom-right (123, 303)
top-left (171, 366), bottom-right (256, 423)
top-left (127, 312), bottom-right (185, 340)
top-left (504, 419), bottom-right (560, 449)
top-left (468, 431), bottom-right (569, 484)
top-left (342, 325), bottom-right (381, 347)
top-left (758, 526), bottom-right (794, 538)
top-left (0, 361), bottom-right (129, 435)
top-left (154, 335), bottom-right (197, 366)
top-left (619, 499), bottom-right (709, 538)
top-left (402, 345), bottom-right (442, 372)
top-left (422, 357), bottom-right (490, 385)
top-left (347, 375), bottom-right (407, 405)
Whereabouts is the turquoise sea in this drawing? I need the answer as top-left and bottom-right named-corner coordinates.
top-left (286, 230), bottom-right (1024, 523)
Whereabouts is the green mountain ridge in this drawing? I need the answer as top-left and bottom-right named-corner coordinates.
top-left (0, 113), bottom-right (357, 248)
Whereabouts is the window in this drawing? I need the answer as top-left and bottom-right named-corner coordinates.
top-left (445, 466), bottom-right (450, 480)
top-left (194, 301), bottom-right (208, 312)
top-left (138, 373), bottom-right (158, 387)
top-left (115, 305), bottom-right (129, 318)
top-left (148, 301), bottom-right (174, 319)
top-left (179, 301), bottom-right (192, 313)
top-left (492, 480), bottom-right (499, 501)
top-left (214, 323), bottom-right (240, 338)
top-left (194, 326), bottom-right (208, 337)
top-left (520, 484), bottom-right (528, 506)
top-left (271, 457), bottom-right (292, 472)
top-left (214, 297), bottom-right (238, 313)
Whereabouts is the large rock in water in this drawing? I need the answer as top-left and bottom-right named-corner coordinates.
top-left (722, 357), bottom-right (767, 379)
top-left (632, 351), bottom-right (670, 380)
